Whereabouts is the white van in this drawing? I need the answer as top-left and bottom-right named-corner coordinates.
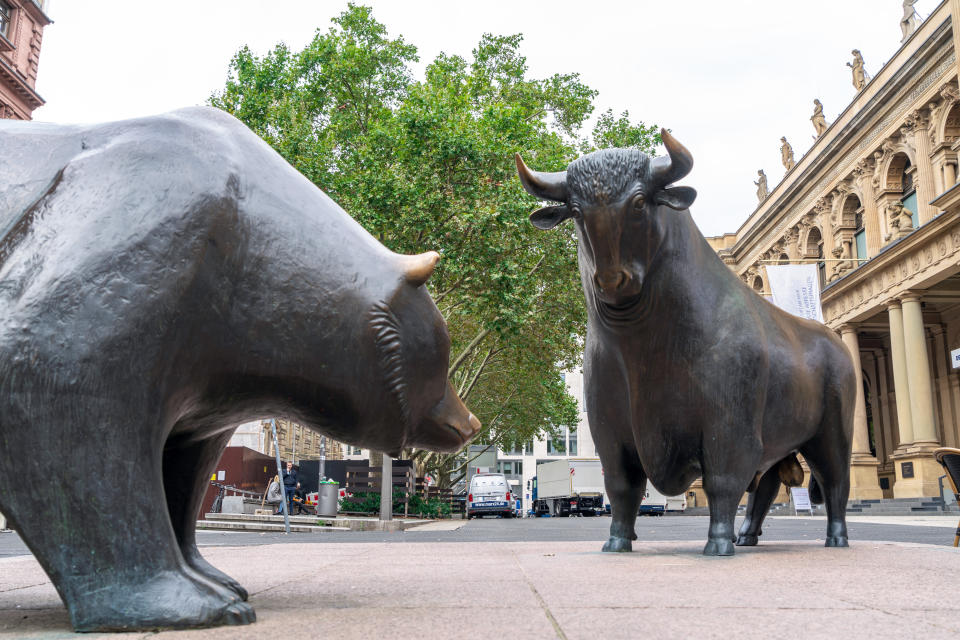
top-left (467, 473), bottom-right (514, 519)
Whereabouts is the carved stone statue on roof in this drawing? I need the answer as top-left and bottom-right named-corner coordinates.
top-left (847, 50), bottom-right (868, 91)
top-left (901, 1), bottom-right (920, 42)
top-left (811, 99), bottom-right (829, 137)
top-left (754, 169), bottom-right (769, 202)
top-left (780, 137), bottom-right (796, 170)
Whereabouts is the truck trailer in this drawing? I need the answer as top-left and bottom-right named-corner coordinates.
top-left (638, 484), bottom-right (688, 516)
top-left (532, 459), bottom-right (605, 517)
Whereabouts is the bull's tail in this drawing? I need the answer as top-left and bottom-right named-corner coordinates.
top-left (808, 475), bottom-right (824, 504)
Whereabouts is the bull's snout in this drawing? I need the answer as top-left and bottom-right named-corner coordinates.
top-left (594, 269), bottom-right (631, 292)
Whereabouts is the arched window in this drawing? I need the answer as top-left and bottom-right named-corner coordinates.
top-left (806, 226), bottom-right (825, 287)
top-left (944, 103), bottom-right (960, 146)
top-left (752, 275), bottom-right (764, 293)
top-left (899, 157), bottom-right (919, 229)
top-left (778, 253), bottom-right (790, 265)
top-left (843, 194), bottom-right (865, 262)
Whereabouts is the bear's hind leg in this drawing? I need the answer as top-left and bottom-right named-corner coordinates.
top-left (163, 429), bottom-right (249, 600)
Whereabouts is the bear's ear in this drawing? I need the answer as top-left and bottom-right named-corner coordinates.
top-left (529, 205), bottom-right (573, 230)
top-left (655, 186), bottom-right (697, 211)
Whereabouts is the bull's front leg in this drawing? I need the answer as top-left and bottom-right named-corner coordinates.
top-left (585, 352), bottom-right (646, 553)
top-left (701, 427), bottom-right (762, 557)
top-left (600, 447), bottom-right (647, 552)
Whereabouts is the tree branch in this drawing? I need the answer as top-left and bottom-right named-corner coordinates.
top-left (448, 327), bottom-right (492, 378)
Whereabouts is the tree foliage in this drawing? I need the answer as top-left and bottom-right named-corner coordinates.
top-left (210, 4), bottom-right (659, 486)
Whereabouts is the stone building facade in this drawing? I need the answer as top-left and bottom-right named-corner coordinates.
top-left (708, 1), bottom-right (960, 501)
top-left (228, 419), bottom-right (344, 464)
top-left (0, 1), bottom-right (50, 120)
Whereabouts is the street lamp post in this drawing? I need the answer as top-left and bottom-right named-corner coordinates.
top-left (270, 419), bottom-right (291, 534)
top-left (379, 454), bottom-right (392, 522)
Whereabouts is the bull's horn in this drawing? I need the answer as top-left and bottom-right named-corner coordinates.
top-left (515, 153), bottom-right (569, 202)
top-left (651, 128), bottom-right (694, 187)
top-left (402, 251), bottom-right (440, 287)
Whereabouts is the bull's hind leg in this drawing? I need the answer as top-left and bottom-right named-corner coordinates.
top-left (0, 401), bottom-right (254, 632)
top-left (163, 429), bottom-right (248, 600)
top-left (800, 431), bottom-right (851, 548)
top-left (736, 467), bottom-right (781, 546)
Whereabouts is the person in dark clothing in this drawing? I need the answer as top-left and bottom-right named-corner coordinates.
top-left (282, 461), bottom-right (299, 515)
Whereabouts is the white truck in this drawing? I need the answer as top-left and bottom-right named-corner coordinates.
top-left (638, 483), bottom-right (687, 516)
top-left (533, 458), bottom-right (605, 517)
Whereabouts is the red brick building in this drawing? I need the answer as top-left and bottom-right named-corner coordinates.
top-left (0, 0), bottom-right (50, 120)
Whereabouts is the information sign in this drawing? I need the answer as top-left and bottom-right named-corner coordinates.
top-left (790, 487), bottom-right (813, 514)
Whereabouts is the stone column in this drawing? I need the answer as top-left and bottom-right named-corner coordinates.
top-left (886, 301), bottom-right (914, 448)
top-left (944, 160), bottom-right (957, 189)
top-left (840, 326), bottom-right (872, 456)
top-left (953, 1), bottom-right (960, 83)
top-left (875, 351), bottom-right (894, 457)
top-left (854, 158), bottom-right (881, 256)
top-left (931, 326), bottom-right (956, 446)
top-left (907, 111), bottom-right (938, 224)
top-left (839, 325), bottom-right (884, 500)
top-left (893, 294), bottom-right (943, 497)
top-left (901, 294), bottom-right (937, 444)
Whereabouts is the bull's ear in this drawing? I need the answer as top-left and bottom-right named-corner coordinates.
top-left (529, 205), bottom-right (572, 230)
top-left (655, 186), bottom-right (697, 211)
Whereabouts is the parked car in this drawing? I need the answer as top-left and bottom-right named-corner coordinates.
top-left (466, 473), bottom-right (514, 519)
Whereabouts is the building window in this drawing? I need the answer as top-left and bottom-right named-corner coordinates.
top-left (568, 429), bottom-right (578, 455)
top-left (0, 2), bottom-right (10, 40)
top-left (816, 239), bottom-right (825, 288)
top-left (498, 460), bottom-right (523, 476)
top-left (900, 161), bottom-right (919, 229)
top-left (853, 211), bottom-right (866, 263)
top-left (505, 440), bottom-right (534, 456)
top-left (546, 434), bottom-right (565, 455)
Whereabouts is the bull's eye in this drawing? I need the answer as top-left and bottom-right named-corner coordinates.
top-left (631, 195), bottom-right (645, 212)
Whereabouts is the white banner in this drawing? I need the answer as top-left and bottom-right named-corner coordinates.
top-left (765, 264), bottom-right (824, 323)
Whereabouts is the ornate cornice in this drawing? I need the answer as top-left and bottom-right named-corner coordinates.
top-left (822, 215), bottom-right (960, 327)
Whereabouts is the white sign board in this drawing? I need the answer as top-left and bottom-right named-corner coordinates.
top-left (217, 470), bottom-right (225, 481)
top-left (952, 348), bottom-right (960, 369)
top-left (790, 487), bottom-right (813, 514)
top-left (765, 264), bottom-right (824, 323)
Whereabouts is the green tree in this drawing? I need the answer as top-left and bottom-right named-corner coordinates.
top-left (210, 4), bottom-right (659, 486)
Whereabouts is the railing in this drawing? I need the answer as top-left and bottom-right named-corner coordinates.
top-left (207, 482), bottom-right (263, 514)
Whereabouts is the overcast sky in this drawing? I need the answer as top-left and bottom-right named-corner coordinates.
top-left (32, 0), bottom-right (942, 237)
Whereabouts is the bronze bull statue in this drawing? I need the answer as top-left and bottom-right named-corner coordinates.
top-left (517, 130), bottom-right (855, 556)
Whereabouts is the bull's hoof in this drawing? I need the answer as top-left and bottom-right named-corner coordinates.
top-left (824, 536), bottom-right (849, 548)
top-left (735, 534), bottom-right (758, 546)
top-left (69, 571), bottom-right (256, 632)
top-left (602, 536), bottom-right (633, 553)
top-left (703, 538), bottom-right (735, 556)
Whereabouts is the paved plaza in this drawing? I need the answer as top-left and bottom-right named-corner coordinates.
top-left (2, 516), bottom-right (958, 639)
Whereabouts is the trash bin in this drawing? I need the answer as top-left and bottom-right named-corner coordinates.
top-left (317, 482), bottom-right (340, 518)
